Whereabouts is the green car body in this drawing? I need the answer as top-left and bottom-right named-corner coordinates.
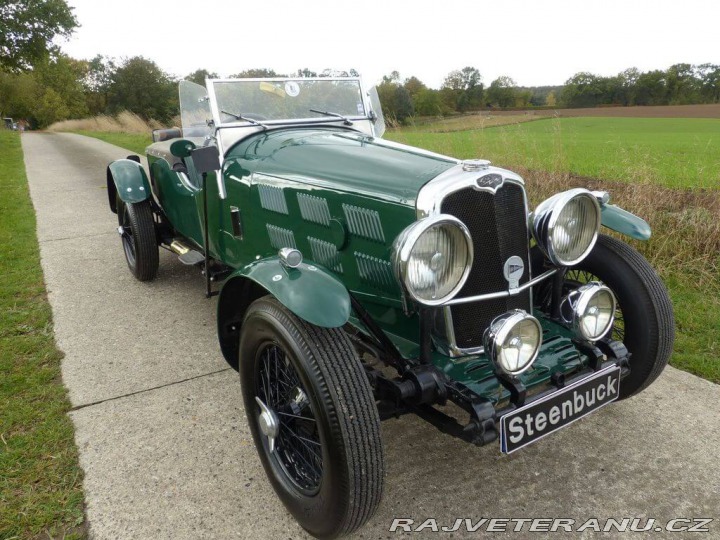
top-left (106, 77), bottom-right (674, 537)
top-left (110, 120), bottom-right (648, 406)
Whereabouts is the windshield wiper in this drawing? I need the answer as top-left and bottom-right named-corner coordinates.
top-left (309, 109), bottom-right (353, 126)
top-left (221, 110), bottom-right (268, 129)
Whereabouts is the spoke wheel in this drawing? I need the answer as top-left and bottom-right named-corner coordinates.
top-left (119, 204), bottom-right (136, 267)
top-left (255, 343), bottom-right (323, 495)
top-left (115, 195), bottom-right (159, 281)
top-left (239, 296), bottom-right (384, 538)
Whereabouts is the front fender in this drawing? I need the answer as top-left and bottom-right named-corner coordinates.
top-left (230, 257), bottom-right (351, 327)
top-left (216, 257), bottom-right (351, 368)
top-left (106, 158), bottom-right (151, 212)
top-left (601, 204), bottom-right (651, 241)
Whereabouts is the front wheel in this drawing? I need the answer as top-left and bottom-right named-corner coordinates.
top-left (117, 196), bottom-right (159, 281)
top-left (239, 296), bottom-right (384, 539)
top-left (533, 234), bottom-right (675, 399)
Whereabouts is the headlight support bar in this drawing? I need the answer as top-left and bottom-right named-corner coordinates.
top-left (442, 268), bottom-right (558, 306)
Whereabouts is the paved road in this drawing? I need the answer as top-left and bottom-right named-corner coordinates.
top-left (22, 132), bottom-right (720, 539)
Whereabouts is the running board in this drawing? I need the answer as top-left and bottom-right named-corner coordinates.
top-left (168, 240), bottom-right (205, 266)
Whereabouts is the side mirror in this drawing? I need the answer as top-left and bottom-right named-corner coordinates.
top-left (170, 139), bottom-right (196, 158)
top-left (191, 145), bottom-right (226, 199)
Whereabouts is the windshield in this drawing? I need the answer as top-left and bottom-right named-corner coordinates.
top-left (179, 80), bottom-right (212, 138)
top-left (208, 78), bottom-right (367, 125)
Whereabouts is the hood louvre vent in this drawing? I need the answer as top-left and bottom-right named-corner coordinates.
top-left (298, 193), bottom-right (331, 226)
top-left (266, 224), bottom-right (296, 249)
top-left (343, 204), bottom-right (385, 242)
top-left (308, 237), bottom-right (343, 273)
top-left (258, 184), bottom-right (288, 215)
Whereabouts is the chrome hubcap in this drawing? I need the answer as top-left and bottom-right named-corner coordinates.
top-left (255, 396), bottom-right (280, 452)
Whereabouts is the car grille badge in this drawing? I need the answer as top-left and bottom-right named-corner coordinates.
top-left (503, 256), bottom-right (525, 289)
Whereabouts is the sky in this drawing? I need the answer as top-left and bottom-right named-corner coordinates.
top-left (60, 0), bottom-right (720, 88)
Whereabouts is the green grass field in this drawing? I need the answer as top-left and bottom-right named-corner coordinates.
top-left (388, 117), bottom-right (720, 189)
top-left (0, 131), bottom-right (86, 539)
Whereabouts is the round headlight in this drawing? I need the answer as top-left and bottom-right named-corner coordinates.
top-left (561, 282), bottom-right (616, 341)
top-left (393, 215), bottom-right (473, 305)
top-left (483, 310), bottom-right (542, 376)
top-left (531, 189), bottom-right (601, 266)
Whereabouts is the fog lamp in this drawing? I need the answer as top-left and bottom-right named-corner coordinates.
top-left (483, 310), bottom-right (542, 376)
top-left (561, 282), bottom-right (616, 341)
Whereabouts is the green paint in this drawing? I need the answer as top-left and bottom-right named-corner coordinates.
top-left (224, 257), bottom-right (351, 328)
top-left (225, 127), bottom-right (457, 203)
top-left (108, 159), bottom-right (151, 204)
top-left (601, 204), bottom-right (652, 240)
top-left (432, 315), bottom-right (588, 403)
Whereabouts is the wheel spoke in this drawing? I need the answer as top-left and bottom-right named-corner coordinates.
top-left (277, 411), bottom-right (316, 422)
top-left (255, 343), bottom-right (323, 493)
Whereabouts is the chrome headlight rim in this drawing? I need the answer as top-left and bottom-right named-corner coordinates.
top-left (484, 310), bottom-right (542, 377)
top-left (393, 214), bottom-right (473, 306)
top-left (565, 282), bottom-right (617, 342)
top-left (532, 188), bottom-right (602, 267)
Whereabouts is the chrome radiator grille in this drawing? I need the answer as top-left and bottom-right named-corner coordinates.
top-left (439, 182), bottom-right (532, 351)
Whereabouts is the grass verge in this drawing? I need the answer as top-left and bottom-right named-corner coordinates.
top-left (75, 131), bottom-right (152, 156)
top-left (0, 131), bottom-right (86, 539)
top-left (519, 169), bottom-right (719, 383)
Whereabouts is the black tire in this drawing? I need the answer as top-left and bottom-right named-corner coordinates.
top-left (117, 196), bottom-right (159, 281)
top-left (533, 234), bottom-right (674, 399)
top-left (239, 296), bottom-right (384, 539)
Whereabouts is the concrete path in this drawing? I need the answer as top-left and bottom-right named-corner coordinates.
top-left (22, 132), bottom-right (720, 539)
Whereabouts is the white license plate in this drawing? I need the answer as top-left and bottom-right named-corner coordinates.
top-left (499, 365), bottom-right (621, 454)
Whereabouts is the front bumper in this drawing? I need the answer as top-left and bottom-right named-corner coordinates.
top-left (371, 332), bottom-right (631, 448)
top-left (417, 339), bottom-right (631, 447)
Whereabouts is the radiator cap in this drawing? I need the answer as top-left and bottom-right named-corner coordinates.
top-left (461, 159), bottom-right (491, 172)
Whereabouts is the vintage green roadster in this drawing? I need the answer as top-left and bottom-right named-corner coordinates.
top-left (106, 77), bottom-right (674, 538)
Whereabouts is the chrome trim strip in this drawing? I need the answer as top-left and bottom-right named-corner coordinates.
top-left (416, 162), bottom-right (525, 219)
top-left (444, 269), bottom-right (558, 305)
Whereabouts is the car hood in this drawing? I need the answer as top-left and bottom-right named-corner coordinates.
top-left (223, 127), bottom-right (458, 203)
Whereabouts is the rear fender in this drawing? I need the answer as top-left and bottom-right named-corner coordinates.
top-left (107, 157), bottom-right (151, 213)
top-left (601, 204), bottom-right (651, 241)
top-left (216, 257), bottom-right (351, 369)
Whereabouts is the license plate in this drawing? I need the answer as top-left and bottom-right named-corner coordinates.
top-left (499, 365), bottom-right (621, 454)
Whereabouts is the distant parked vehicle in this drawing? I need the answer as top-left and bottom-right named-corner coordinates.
top-left (106, 76), bottom-right (675, 539)
top-left (3, 118), bottom-right (17, 130)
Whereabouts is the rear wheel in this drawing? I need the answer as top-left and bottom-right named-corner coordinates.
top-left (117, 196), bottom-right (159, 281)
top-left (534, 234), bottom-right (674, 399)
top-left (239, 296), bottom-right (384, 539)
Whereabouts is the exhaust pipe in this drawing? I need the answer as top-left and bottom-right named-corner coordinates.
top-left (169, 240), bottom-right (190, 256)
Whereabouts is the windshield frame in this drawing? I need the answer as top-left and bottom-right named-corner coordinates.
top-left (206, 77), bottom-right (372, 128)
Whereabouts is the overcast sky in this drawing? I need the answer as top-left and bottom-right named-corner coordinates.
top-left (61, 0), bottom-right (719, 88)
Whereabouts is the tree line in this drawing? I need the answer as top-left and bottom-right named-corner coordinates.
top-left (377, 64), bottom-right (720, 123)
top-left (1, 2), bottom-right (718, 129)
